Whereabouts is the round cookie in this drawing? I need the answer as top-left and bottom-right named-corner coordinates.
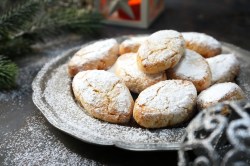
top-left (119, 36), bottom-right (147, 55)
top-left (167, 49), bottom-right (212, 92)
top-left (133, 80), bottom-right (197, 128)
top-left (137, 30), bottom-right (185, 74)
top-left (197, 82), bottom-right (245, 110)
top-left (206, 53), bottom-right (240, 84)
top-left (115, 53), bottom-right (166, 93)
top-left (68, 39), bottom-right (119, 77)
top-left (182, 32), bottom-right (222, 58)
top-left (72, 70), bottom-right (134, 124)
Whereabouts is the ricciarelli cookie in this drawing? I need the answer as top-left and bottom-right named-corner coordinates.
top-left (182, 32), bottom-right (222, 58)
top-left (119, 36), bottom-right (147, 55)
top-left (68, 39), bottom-right (119, 77)
top-left (137, 30), bottom-right (185, 74)
top-left (115, 53), bottom-right (166, 93)
top-left (197, 82), bottom-right (245, 110)
top-left (133, 80), bottom-right (197, 128)
top-left (206, 53), bottom-right (240, 84)
top-left (167, 49), bottom-right (212, 92)
top-left (72, 70), bottom-right (134, 124)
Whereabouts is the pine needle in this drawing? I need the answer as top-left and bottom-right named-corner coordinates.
top-left (0, 37), bottom-right (33, 57)
top-left (0, 0), bottom-right (102, 89)
top-left (0, 55), bottom-right (18, 89)
top-left (30, 8), bottom-right (102, 37)
top-left (0, 0), bottom-right (40, 39)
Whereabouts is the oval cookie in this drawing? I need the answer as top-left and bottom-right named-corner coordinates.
top-left (182, 32), bottom-right (222, 58)
top-left (68, 39), bottom-right (119, 77)
top-left (206, 53), bottom-right (240, 84)
top-left (137, 30), bottom-right (185, 74)
top-left (115, 53), bottom-right (166, 93)
top-left (167, 49), bottom-right (212, 92)
top-left (133, 80), bottom-right (197, 128)
top-left (72, 70), bottom-right (134, 124)
top-left (197, 82), bottom-right (245, 110)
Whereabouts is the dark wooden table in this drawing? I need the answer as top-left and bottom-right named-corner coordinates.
top-left (1, 0), bottom-right (250, 165)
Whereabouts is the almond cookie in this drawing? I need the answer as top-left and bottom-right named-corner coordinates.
top-left (119, 36), bottom-right (147, 55)
top-left (137, 30), bottom-right (185, 74)
top-left (115, 53), bottom-right (166, 93)
top-left (167, 49), bottom-right (212, 92)
top-left (133, 80), bottom-right (197, 128)
top-left (72, 70), bottom-right (134, 124)
top-left (206, 53), bottom-right (240, 84)
top-left (182, 32), bottom-right (222, 58)
top-left (68, 39), bottom-right (119, 77)
top-left (197, 82), bottom-right (245, 110)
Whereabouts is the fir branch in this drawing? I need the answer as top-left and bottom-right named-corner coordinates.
top-left (0, 0), bottom-right (102, 89)
top-left (0, 55), bottom-right (18, 90)
top-left (0, 0), bottom-right (41, 39)
top-left (0, 36), bottom-right (33, 57)
top-left (30, 8), bottom-right (102, 37)
top-left (0, 0), bottom-right (8, 13)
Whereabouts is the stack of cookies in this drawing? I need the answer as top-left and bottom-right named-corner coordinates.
top-left (68, 30), bottom-right (245, 129)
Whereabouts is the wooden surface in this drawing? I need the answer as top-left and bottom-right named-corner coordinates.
top-left (0, 0), bottom-right (250, 165)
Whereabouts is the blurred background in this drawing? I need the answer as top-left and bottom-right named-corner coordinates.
top-left (1, 0), bottom-right (249, 89)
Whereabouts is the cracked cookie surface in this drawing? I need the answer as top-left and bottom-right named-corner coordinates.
top-left (68, 39), bottom-right (119, 77)
top-left (114, 53), bottom-right (166, 93)
top-left (133, 80), bottom-right (197, 128)
top-left (197, 82), bottom-right (245, 110)
top-left (182, 32), bottom-right (222, 58)
top-left (206, 53), bottom-right (240, 85)
top-left (137, 30), bottom-right (185, 74)
top-left (167, 49), bottom-right (212, 92)
top-left (72, 70), bottom-right (134, 124)
top-left (119, 36), bottom-right (147, 55)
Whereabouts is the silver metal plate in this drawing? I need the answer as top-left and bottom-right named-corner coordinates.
top-left (32, 37), bottom-right (250, 151)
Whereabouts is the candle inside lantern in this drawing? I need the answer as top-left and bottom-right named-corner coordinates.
top-left (118, 0), bottom-right (141, 20)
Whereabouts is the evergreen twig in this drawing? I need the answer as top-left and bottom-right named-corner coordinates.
top-left (0, 0), bottom-right (40, 39)
top-left (0, 0), bottom-right (102, 89)
top-left (0, 0), bottom-right (102, 57)
top-left (30, 8), bottom-right (102, 37)
top-left (0, 55), bottom-right (18, 89)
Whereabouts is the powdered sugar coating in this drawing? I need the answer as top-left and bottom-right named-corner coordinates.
top-left (119, 36), bottom-right (148, 54)
top-left (206, 53), bottom-right (240, 84)
top-left (137, 30), bottom-right (185, 74)
top-left (197, 82), bottom-right (245, 110)
top-left (114, 53), bottom-right (166, 93)
top-left (133, 80), bottom-right (197, 128)
top-left (72, 70), bottom-right (134, 123)
top-left (68, 39), bottom-right (119, 77)
top-left (167, 49), bottom-right (212, 92)
top-left (182, 32), bottom-right (222, 58)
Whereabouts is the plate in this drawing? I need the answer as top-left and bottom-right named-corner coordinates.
top-left (32, 37), bottom-right (250, 151)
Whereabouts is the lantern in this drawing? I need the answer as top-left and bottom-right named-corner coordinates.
top-left (94, 0), bottom-right (165, 28)
top-left (178, 101), bottom-right (250, 166)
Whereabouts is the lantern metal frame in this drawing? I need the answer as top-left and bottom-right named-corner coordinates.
top-left (178, 100), bottom-right (250, 166)
top-left (94, 0), bottom-right (165, 28)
